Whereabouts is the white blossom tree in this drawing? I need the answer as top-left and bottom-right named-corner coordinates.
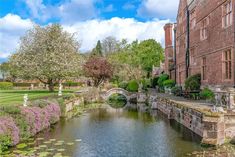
top-left (9, 24), bottom-right (82, 91)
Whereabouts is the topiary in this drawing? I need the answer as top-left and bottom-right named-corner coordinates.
top-left (200, 88), bottom-right (214, 100)
top-left (127, 80), bottom-right (139, 92)
top-left (185, 74), bottom-right (201, 91)
top-left (0, 82), bottom-right (13, 90)
top-left (157, 74), bottom-right (169, 91)
top-left (163, 79), bottom-right (175, 88)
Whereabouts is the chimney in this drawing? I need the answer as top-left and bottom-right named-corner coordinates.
top-left (164, 23), bottom-right (173, 48)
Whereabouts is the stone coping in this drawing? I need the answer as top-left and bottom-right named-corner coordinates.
top-left (156, 93), bottom-right (223, 117)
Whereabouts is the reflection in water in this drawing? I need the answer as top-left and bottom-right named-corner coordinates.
top-left (30, 108), bottom-right (203, 157)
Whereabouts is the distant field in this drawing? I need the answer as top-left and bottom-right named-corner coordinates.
top-left (0, 89), bottom-right (76, 105)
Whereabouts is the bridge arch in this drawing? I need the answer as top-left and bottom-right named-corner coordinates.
top-left (103, 88), bottom-right (130, 101)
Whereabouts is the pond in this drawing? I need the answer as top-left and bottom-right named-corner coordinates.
top-left (5, 107), bottom-right (207, 157)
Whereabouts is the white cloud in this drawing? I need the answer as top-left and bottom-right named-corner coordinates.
top-left (137, 0), bottom-right (179, 20)
top-left (0, 14), bottom-right (33, 59)
top-left (23, 0), bottom-right (99, 23)
top-left (63, 17), bottom-right (169, 52)
top-left (59, 0), bottom-right (98, 23)
top-left (0, 14), bottom-right (170, 59)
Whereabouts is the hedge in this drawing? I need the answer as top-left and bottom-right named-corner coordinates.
top-left (185, 74), bottom-right (201, 91)
top-left (0, 82), bottom-right (13, 90)
top-left (127, 80), bottom-right (139, 92)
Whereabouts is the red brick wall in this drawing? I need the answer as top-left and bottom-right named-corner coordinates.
top-left (174, 0), bottom-right (235, 88)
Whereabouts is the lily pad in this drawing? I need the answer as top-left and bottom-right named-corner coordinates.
top-left (38, 151), bottom-right (50, 157)
top-left (49, 139), bottom-right (56, 142)
top-left (57, 148), bottom-right (65, 152)
top-left (67, 142), bottom-right (74, 146)
top-left (37, 137), bottom-right (44, 141)
top-left (39, 145), bottom-right (47, 148)
top-left (57, 140), bottom-right (64, 143)
top-left (75, 139), bottom-right (82, 142)
top-left (16, 143), bottom-right (28, 149)
top-left (53, 153), bottom-right (63, 157)
top-left (44, 141), bottom-right (52, 144)
top-left (54, 142), bottom-right (63, 146)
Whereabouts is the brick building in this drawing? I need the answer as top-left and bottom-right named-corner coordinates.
top-left (164, 0), bottom-right (235, 90)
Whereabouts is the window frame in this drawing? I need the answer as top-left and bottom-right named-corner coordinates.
top-left (201, 57), bottom-right (207, 81)
top-left (222, 1), bottom-right (233, 28)
top-left (222, 49), bottom-right (232, 80)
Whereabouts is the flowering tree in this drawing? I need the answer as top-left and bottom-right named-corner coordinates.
top-left (83, 57), bottom-right (113, 87)
top-left (9, 24), bottom-right (82, 91)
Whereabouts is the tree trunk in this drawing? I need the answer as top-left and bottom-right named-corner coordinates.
top-left (48, 79), bottom-right (54, 92)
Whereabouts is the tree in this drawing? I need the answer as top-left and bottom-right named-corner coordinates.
top-left (135, 39), bottom-right (164, 77)
top-left (9, 24), bottom-right (81, 91)
top-left (91, 40), bottom-right (103, 56)
top-left (83, 57), bottom-right (113, 87)
top-left (0, 62), bottom-right (10, 81)
top-left (102, 36), bottom-right (119, 55)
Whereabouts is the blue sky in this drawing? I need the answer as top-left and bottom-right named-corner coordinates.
top-left (0, 0), bottom-right (179, 62)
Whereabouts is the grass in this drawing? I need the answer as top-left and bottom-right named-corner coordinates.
top-left (0, 89), bottom-right (76, 105)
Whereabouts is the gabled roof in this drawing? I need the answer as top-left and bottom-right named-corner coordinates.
top-left (176, 0), bottom-right (198, 20)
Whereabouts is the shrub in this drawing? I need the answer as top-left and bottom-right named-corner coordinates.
top-left (118, 81), bottom-right (128, 90)
top-left (157, 74), bottom-right (169, 91)
top-left (0, 135), bottom-right (11, 153)
top-left (13, 83), bottom-right (38, 87)
top-left (152, 77), bottom-right (159, 88)
top-left (163, 79), bottom-right (175, 88)
top-left (200, 88), bottom-right (214, 100)
top-left (0, 82), bottom-right (13, 90)
top-left (140, 79), bottom-right (151, 91)
top-left (0, 116), bottom-right (20, 145)
top-left (127, 80), bottom-right (139, 92)
top-left (171, 86), bottom-right (182, 96)
top-left (62, 81), bottom-right (82, 87)
top-left (185, 74), bottom-right (201, 91)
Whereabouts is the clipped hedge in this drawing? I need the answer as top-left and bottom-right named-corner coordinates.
top-left (62, 81), bottom-right (82, 87)
top-left (158, 74), bottom-right (169, 91)
top-left (13, 83), bottom-right (39, 87)
top-left (127, 80), bottom-right (139, 92)
top-left (185, 74), bottom-right (201, 91)
top-left (163, 79), bottom-right (175, 88)
top-left (0, 82), bottom-right (13, 90)
top-left (200, 88), bottom-right (214, 100)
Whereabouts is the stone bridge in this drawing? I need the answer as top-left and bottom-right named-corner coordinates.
top-left (102, 88), bottom-right (137, 101)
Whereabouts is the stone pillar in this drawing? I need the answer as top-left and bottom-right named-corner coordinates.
top-left (164, 23), bottom-right (174, 75)
top-left (227, 88), bottom-right (235, 110)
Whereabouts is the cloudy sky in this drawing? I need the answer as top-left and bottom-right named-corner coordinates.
top-left (0, 0), bottom-right (179, 62)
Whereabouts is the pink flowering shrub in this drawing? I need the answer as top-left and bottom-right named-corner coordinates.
top-left (42, 103), bottom-right (61, 124)
top-left (0, 116), bottom-right (20, 145)
top-left (0, 100), bottom-right (62, 151)
top-left (20, 103), bottom-right (61, 136)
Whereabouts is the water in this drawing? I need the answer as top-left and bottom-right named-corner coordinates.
top-left (30, 108), bottom-right (203, 157)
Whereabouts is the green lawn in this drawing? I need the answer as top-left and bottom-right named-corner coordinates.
top-left (0, 89), bottom-right (76, 105)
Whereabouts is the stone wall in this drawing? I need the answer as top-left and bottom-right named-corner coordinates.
top-left (153, 96), bottom-right (235, 145)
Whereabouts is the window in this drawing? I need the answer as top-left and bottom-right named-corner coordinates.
top-left (178, 13), bottom-right (182, 24)
top-left (223, 50), bottom-right (232, 80)
top-left (190, 10), bottom-right (196, 29)
top-left (223, 1), bottom-right (232, 27)
top-left (200, 17), bottom-right (209, 40)
top-left (202, 57), bottom-right (207, 80)
top-left (190, 48), bottom-right (195, 65)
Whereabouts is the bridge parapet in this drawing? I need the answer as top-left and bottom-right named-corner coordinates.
top-left (102, 88), bottom-right (137, 101)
